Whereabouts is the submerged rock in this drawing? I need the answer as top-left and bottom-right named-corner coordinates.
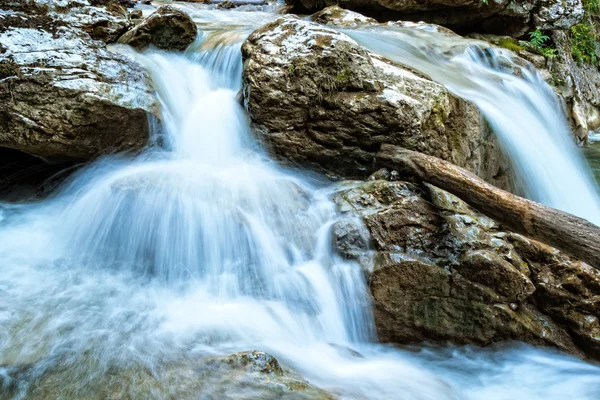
top-left (0, 1), bottom-right (158, 161)
top-left (8, 351), bottom-right (336, 399)
top-left (286, 0), bottom-right (584, 36)
top-left (242, 16), bottom-right (508, 188)
top-left (117, 5), bottom-right (198, 51)
top-left (333, 176), bottom-right (600, 359)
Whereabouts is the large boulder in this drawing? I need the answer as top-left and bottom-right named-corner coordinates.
top-left (286, 0), bottom-right (584, 36)
top-left (117, 5), bottom-right (198, 51)
top-left (242, 16), bottom-right (509, 188)
top-left (0, 2), bottom-right (157, 161)
top-left (333, 174), bottom-right (600, 359)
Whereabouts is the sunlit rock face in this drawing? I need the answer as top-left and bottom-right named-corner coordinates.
top-left (284, 0), bottom-right (584, 36)
top-left (333, 173), bottom-right (600, 360)
top-left (0, 0), bottom-right (158, 161)
top-left (242, 16), bottom-right (508, 188)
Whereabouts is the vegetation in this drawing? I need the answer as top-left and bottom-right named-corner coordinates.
top-left (335, 68), bottom-right (351, 83)
top-left (528, 30), bottom-right (558, 59)
top-left (570, 23), bottom-right (599, 65)
top-left (498, 37), bottom-right (523, 52)
top-left (583, 0), bottom-right (599, 14)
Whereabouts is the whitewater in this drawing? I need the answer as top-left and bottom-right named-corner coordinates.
top-left (1, 5), bottom-right (599, 400)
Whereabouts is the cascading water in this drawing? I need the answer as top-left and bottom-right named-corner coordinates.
top-left (346, 27), bottom-right (600, 225)
top-left (1, 7), bottom-right (600, 400)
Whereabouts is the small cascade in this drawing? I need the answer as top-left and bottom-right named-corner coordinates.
top-left (346, 27), bottom-right (600, 224)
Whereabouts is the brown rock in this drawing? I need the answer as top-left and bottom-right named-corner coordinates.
top-left (334, 176), bottom-right (600, 359)
top-left (242, 16), bottom-right (509, 188)
top-left (117, 6), bottom-right (198, 51)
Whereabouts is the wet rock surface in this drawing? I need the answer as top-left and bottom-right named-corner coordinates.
top-left (117, 5), bottom-right (198, 51)
top-left (333, 174), bottom-right (600, 359)
top-left (6, 351), bottom-right (337, 399)
top-left (0, 0), bottom-right (158, 161)
top-left (242, 16), bottom-right (508, 188)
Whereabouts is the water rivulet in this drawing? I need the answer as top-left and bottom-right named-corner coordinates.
top-left (1, 8), bottom-right (599, 400)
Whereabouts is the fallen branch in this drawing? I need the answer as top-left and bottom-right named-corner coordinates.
top-left (376, 144), bottom-right (600, 269)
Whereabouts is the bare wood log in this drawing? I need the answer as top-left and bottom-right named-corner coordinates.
top-left (376, 144), bottom-right (600, 269)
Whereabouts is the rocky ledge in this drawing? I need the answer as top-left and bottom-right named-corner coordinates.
top-left (333, 173), bottom-right (600, 359)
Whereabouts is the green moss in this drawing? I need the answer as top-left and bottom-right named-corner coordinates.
top-left (335, 68), bottom-right (351, 83)
top-left (570, 23), bottom-right (599, 65)
top-left (287, 63), bottom-right (295, 75)
top-left (498, 37), bottom-right (523, 52)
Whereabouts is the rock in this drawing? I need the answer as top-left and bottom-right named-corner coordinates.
top-left (217, 0), bottom-right (236, 9)
top-left (0, 3), bottom-right (158, 161)
top-left (331, 216), bottom-right (371, 260)
top-left (286, 0), bottom-right (584, 36)
top-left (310, 5), bottom-right (378, 26)
top-left (117, 5), bottom-right (198, 51)
top-left (0, 0), bottom-right (133, 43)
top-left (242, 16), bottom-right (508, 188)
top-left (130, 9), bottom-right (143, 19)
top-left (8, 351), bottom-right (337, 399)
top-left (54, 2), bottom-right (132, 43)
top-left (333, 176), bottom-right (600, 359)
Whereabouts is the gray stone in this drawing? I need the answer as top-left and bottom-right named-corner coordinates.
top-left (0, 4), bottom-right (158, 161)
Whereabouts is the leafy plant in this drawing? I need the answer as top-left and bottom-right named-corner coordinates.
top-left (528, 29), bottom-right (558, 59)
top-left (570, 23), bottom-right (599, 65)
top-left (529, 29), bottom-right (550, 48)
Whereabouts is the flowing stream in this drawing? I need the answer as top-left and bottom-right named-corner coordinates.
top-left (1, 5), bottom-right (600, 400)
top-left (346, 27), bottom-right (600, 224)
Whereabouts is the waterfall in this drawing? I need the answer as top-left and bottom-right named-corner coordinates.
top-left (346, 27), bottom-right (600, 225)
top-left (1, 8), bottom-right (600, 400)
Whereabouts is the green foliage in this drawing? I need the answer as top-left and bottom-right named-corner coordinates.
top-left (584, 0), bottom-right (600, 13)
top-left (529, 29), bottom-right (550, 48)
top-left (528, 29), bottom-right (558, 59)
top-left (498, 37), bottom-right (523, 52)
top-left (538, 46), bottom-right (558, 58)
top-left (570, 23), bottom-right (599, 65)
